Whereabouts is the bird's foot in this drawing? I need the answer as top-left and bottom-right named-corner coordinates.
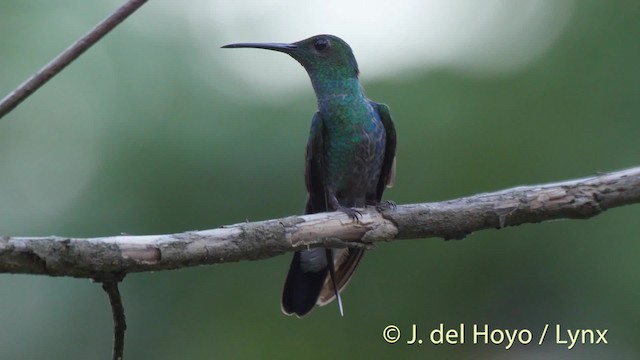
top-left (336, 205), bottom-right (362, 222)
top-left (376, 200), bottom-right (397, 212)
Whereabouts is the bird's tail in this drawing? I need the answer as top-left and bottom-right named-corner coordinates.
top-left (317, 248), bottom-right (364, 306)
top-left (281, 248), bottom-right (364, 317)
top-left (281, 248), bottom-right (328, 317)
top-left (325, 248), bottom-right (344, 316)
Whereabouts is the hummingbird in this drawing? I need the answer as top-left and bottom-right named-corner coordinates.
top-left (222, 35), bottom-right (396, 317)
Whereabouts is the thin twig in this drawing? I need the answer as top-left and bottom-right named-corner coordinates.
top-left (1, 166), bottom-right (639, 278)
top-left (101, 277), bottom-right (127, 360)
top-left (0, 0), bottom-right (148, 120)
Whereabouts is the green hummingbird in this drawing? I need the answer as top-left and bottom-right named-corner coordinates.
top-left (223, 35), bottom-right (396, 317)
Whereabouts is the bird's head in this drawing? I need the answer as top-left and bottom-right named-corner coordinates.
top-left (222, 34), bottom-right (360, 79)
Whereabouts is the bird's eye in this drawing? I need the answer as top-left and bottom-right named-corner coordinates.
top-left (313, 38), bottom-right (330, 52)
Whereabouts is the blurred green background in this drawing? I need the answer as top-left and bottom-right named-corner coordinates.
top-left (1, 1), bottom-right (639, 359)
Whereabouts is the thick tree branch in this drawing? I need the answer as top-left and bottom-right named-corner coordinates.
top-left (1, 166), bottom-right (639, 278)
top-left (0, 0), bottom-right (148, 120)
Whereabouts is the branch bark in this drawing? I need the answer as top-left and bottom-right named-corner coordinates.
top-left (0, 0), bottom-right (148, 120)
top-left (1, 166), bottom-right (639, 278)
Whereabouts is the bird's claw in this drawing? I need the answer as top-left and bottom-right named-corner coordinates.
top-left (337, 206), bottom-right (362, 222)
top-left (376, 200), bottom-right (397, 211)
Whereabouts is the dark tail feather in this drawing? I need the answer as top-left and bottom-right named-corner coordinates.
top-left (281, 250), bottom-right (328, 317)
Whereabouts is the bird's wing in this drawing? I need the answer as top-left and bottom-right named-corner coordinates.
top-left (304, 111), bottom-right (328, 213)
top-left (371, 101), bottom-right (397, 201)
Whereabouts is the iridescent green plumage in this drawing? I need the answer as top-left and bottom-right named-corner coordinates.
top-left (223, 35), bottom-right (397, 317)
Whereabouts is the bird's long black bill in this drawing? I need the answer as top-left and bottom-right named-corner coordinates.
top-left (221, 42), bottom-right (297, 53)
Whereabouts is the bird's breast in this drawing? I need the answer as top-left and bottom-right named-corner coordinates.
top-left (323, 106), bottom-right (387, 203)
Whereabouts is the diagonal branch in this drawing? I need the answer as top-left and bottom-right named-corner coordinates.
top-left (1, 166), bottom-right (639, 278)
top-left (0, 0), bottom-right (148, 120)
